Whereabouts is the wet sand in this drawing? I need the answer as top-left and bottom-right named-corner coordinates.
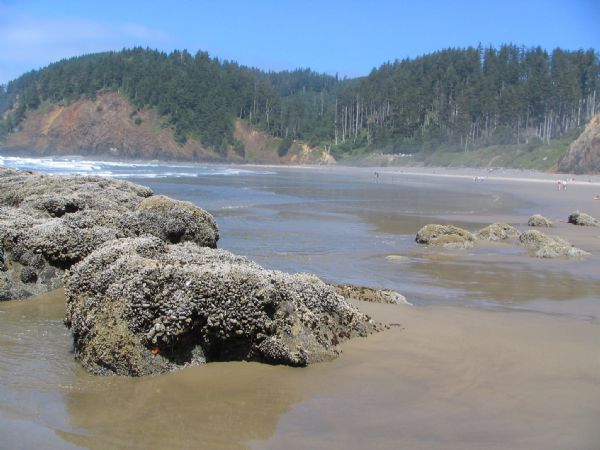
top-left (1, 165), bottom-right (600, 449)
top-left (2, 291), bottom-right (598, 450)
top-left (259, 301), bottom-right (600, 450)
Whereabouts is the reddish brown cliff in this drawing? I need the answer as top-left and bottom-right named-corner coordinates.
top-left (1, 92), bottom-right (334, 165)
top-left (2, 92), bottom-right (219, 160)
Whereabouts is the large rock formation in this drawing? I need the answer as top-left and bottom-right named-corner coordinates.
top-left (558, 113), bottom-right (600, 174)
top-left (0, 168), bottom-right (218, 300)
top-left (1, 168), bottom-right (388, 376)
top-left (415, 224), bottom-right (475, 249)
top-left (65, 237), bottom-right (379, 376)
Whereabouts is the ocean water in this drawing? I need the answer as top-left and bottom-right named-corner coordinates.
top-left (3, 155), bottom-right (600, 310)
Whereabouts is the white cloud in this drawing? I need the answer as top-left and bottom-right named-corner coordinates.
top-left (0, 6), bottom-right (171, 83)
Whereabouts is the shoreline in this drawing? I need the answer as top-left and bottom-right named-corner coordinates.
top-left (246, 163), bottom-right (600, 186)
top-left (2, 151), bottom-right (600, 185)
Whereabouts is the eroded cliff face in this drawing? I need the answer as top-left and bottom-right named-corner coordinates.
top-left (1, 92), bottom-right (335, 164)
top-left (558, 113), bottom-right (600, 174)
top-left (233, 119), bottom-right (335, 164)
top-left (2, 92), bottom-right (222, 161)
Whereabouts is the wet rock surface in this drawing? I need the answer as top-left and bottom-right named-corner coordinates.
top-left (65, 237), bottom-right (379, 376)
top-left (334, 284), bottom-right (410, 305)
top-left (415, 224), bottom-right (475, 249)
top-left (477, 223), bottom-right (521, 241)
top-left (568, 211), bottom-right (599, 227)
top-left (518, 230), bottom-right (589, 258)
top-left (415, 220), bottom-right (589, 259)
top-left (527, 214), bottom-right (553, 227)
top-left (0, 167), bottom-right (218, 300)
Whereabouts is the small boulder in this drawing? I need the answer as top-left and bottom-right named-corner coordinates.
top-left (415, 224), bottom-right (475, 249)
top-left (527, 214), bottom-right (553, 228)
top-left (519, 230), bottom-right (589, 258)
top-left (477, 223), bottom-right (520, 241)
top-left (568, 211), bottom-right (599, 227)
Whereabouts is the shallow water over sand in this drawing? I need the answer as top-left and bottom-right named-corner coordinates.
top-left (2, 291), bottom-right (599, 450)
top-left (1, 165), bottom-right (600, 449)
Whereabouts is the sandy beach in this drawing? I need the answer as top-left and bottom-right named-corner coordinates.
top-left (1, 161), bottom-right (599, 449)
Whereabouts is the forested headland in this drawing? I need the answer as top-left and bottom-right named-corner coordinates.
top-left (0, 45), bottom-right (598, 166)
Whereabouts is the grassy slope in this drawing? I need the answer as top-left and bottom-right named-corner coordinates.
top-left (422, 128), bottom-right (583, 170)
top-left (338, 127), bottom-right (584, 171)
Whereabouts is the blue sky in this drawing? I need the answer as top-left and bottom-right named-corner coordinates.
top-left (0, 0), bottom-right (599, 84)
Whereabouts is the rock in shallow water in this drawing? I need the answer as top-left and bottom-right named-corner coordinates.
top-left (477, 223), bottom-right (520, 241)
top-left (415, 224), bottom-right (475, 249)
top-left (527, 214), bottom-right (553, 228)
top-left (65, 236), bottom-right (379, 376)
top-left (519, 230), bottom-right (589, 258)
top-left (567, 211), bottom-right (599, 227)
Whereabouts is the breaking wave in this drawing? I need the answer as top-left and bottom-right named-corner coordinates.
top-left (0, 156), bottom-right (274, 178)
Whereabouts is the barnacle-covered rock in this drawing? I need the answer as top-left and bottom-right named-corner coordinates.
top-left (415, 224), bottom-right (475, 249)
top-left (477, 223), bottom-right (520, 241)
top-left (567, 211), bottom-right (599, 227)
top-left (65, 237), bottom-right (379, 375)
top-left (527, 214), bottom-right (553, 228)
top-left (0, 168), bottom-right (218, 300)
top-left (519, 230), bottom-right (589, 258)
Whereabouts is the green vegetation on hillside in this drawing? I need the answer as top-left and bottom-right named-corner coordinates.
top-left (0, 45), bottom-right (598, 162)
top-left (416, 126), bottom-right (585, 170)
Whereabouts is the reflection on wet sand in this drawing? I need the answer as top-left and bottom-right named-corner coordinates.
top-left (258, 301), bottom-right (600, 450)
top-left (63, 361), bottom-right (304, 449)
top-left (410, 254), bottom-right (600, 304)
top-left (2, 291), bottom-right (593, 450)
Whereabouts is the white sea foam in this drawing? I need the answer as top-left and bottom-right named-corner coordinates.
top-left (0, 155), bottom-right (275, 178)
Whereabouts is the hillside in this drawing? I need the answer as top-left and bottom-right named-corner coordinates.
top-left (0, 91), bottom-right (332, 164)
top-left (0, 45), bottom-right (599, 170)
top-left (1, 92), bottom-right (216, 160)
top-left (233, 119), bottom-right (335, 164)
